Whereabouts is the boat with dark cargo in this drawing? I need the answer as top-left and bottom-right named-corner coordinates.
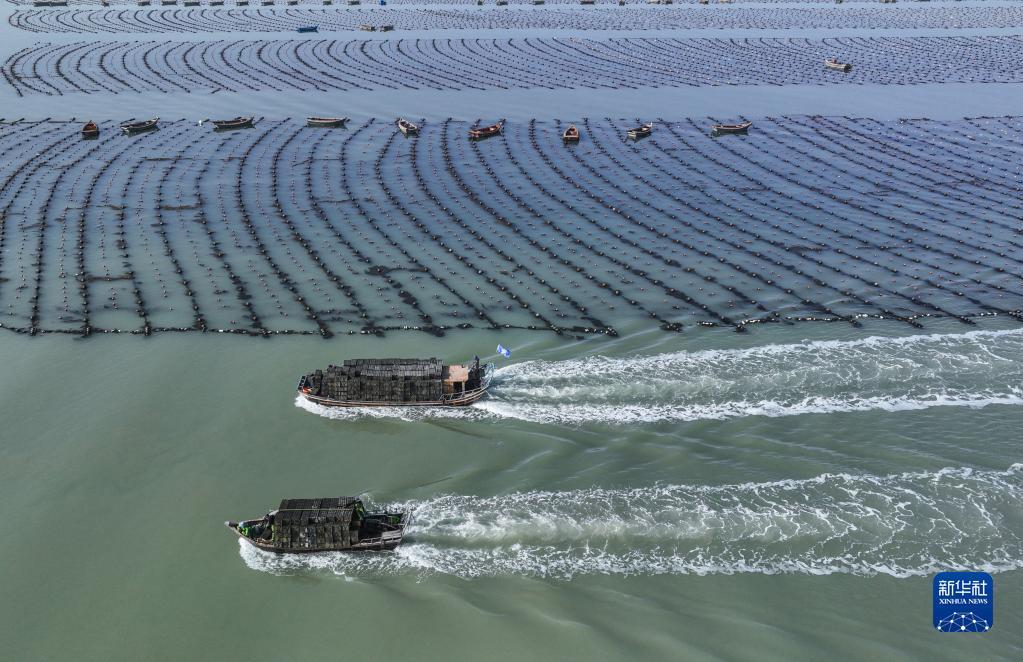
top-left (81, 120), bottom-right (99, 139)
top-left (562, 124), bottom-right (580, 143)
top-left (298, 357), bottom-right (494, 407)
top-left (824, 58), bottom-right (852, 72)
top-left (627, 122), bottom-right (652, 140)
top-left (227, 497), bottom-right (410, 553)
top-left (120, 117), bottom-right (159, 135)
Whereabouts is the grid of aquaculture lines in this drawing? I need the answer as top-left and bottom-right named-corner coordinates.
top-left (6, 35), bottom-right (1023, 96)
top-left (0, 116), bottom-right (1020, 338)
top-left (12, 5), bottom-right (1023, 34)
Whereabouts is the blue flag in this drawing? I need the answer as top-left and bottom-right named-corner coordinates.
top-left (497, 344), bottom-right (511, 358)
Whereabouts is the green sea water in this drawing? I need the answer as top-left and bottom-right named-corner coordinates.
top-left (1, 319), bottom-right (1021, 660)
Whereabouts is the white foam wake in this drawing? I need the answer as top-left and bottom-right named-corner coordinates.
top-left (240, 465), bottom-right (1023, 579)
top-left (297, 328), bottom-right (1023, 424)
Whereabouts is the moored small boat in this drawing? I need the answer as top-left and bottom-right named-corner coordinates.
top-left (396, 118), bottom-right (418, 136)
top-left (296, 25), bottom-right (319, 33)
top-left (359, 24), bottom-right (377, 31)
top-left (227, 497), bottom-right (410, 553)
top-left (298, 357), bottom-right (494, 407)
top-left (824, 58), bottom-right (852, 72)
top-left (209, 116), bottom-right (254, 131)
top-left (307, 116), bottom-right (349, 128)
top-left (81, 120), bottom-right (99, 139)
top-left (469, 121), bottom-right (503, 140)
top-left (627, 122), bottom-right (652, 140)
top-left (711, 120), bottom-right (752, 136)
top-left (120, 117), bottom-right (159, 135)
top-left (562, 124), bottom-right (580, 143)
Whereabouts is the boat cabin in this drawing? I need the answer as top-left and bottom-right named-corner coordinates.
top-left (443, 363), bottom-right (471, 396)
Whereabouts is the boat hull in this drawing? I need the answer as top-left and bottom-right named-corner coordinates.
top-left (307, 117), bottom-right (348, 128)
top-left (121, 119), bottom-right (159, 135)
top-left (227, 520), bottom-right (406, 553)
top-left (212, 118), bottom-right (254, 130)
top-left (469, 122), bottom-right (503, 140)
top-left (712, 122), bottom-right (752, 136)
top-left (300, 389), bottom-right (487, 407)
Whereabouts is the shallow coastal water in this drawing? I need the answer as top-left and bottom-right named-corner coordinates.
top-left (1, 320), bottom-right (1023, 659)
top-left (1, 2), bottom-right (1022, 660)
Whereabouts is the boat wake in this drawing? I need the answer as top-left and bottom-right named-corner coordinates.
top-left (296, 329), bottom-right (1023, 424)
top-left (240, 464), bottom-right (1023, 579)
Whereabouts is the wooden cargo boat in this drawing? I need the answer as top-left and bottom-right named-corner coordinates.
top-left (227, 497), bottom-right (410, 553)
top-left (298, 357), bottom-right (494, 407)
top-left (81, 120), bottom-right (99, 139)
top-left (469, 121), bottom-right (503, 140)
top-left (307, 116), bottom-right (349, 128)
top-left (359, 24), bottom-right (377, 31)
top-left (824, 58), bottom-right (852, 72)
top-left (711, 120), bottom-right (752, 136)
top-left (297, 25), bottom-right (319, 33)
top-left (209, 116), bottom-right (254, 130)
top-left (397, 118), bottom-right (418, 136)
top-left (120, 117), bottom-right (159, 135)
top-left (627, 122), bottom-right (652, 140)
top-left (562, 124), bottom-right (580, 143)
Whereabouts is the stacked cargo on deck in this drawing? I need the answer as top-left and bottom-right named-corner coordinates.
top-left (271, 497), bottom-right (363, 551)
top-left (307, 358), bottom-right (445, 403)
